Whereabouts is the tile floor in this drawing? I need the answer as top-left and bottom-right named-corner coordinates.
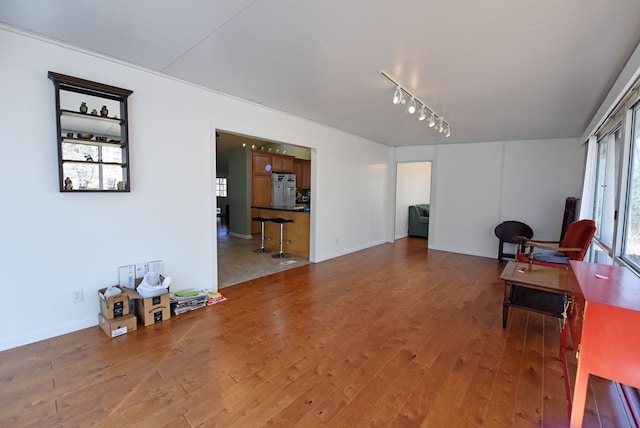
top-left (216, 216), bottom-right (309, 288)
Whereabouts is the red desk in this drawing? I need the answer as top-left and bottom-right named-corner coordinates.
top-left (562, 261), bottom-right (640, 427)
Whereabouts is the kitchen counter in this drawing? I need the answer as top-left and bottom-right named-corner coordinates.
top-left (251, 206), bottom-right (310, 258)
top-left (252, 205), bottom-right (310, 213)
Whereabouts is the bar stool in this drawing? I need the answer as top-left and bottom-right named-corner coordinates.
top-left (270, 217), bottom-right (294, 258)
top-left (252, 216), bottom-right (272, 253)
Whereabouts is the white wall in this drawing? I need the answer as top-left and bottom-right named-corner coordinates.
top-left (395, 162), bottom-right (431, 239)
top-left (0, 28), bottom-right (391, 351)
top-left (395, 138), bottom-right (584, 258)
top-left (500, 139), bottom-right (585, 238)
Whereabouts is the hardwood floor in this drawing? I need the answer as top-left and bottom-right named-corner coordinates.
top-left (1, 237), bottom-right (633, 427)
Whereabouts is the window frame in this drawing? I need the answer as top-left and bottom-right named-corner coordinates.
top-left (620, 103), bottom-right (640, 270)
top-left (216, 177), bottom-right (228, 198)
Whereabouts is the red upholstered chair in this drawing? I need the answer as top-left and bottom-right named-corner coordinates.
top-left (515, 219), bottom-right (596, 269)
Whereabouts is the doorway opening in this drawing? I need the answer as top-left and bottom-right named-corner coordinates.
top-left (215, 130), bottom-right (311, 288)
top-left (395, 161), bottom-right (432, 241)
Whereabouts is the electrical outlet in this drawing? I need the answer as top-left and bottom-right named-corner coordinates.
top-left (71, 288), bottom-right (83, 303)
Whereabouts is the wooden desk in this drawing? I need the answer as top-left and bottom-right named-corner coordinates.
top-left (500, 262), bottom-right (570, 329)
top-left (562, 261), bottom-right (640, 427)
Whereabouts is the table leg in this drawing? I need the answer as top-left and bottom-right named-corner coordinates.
top-left (570, 363), bottom-right (589, 427)
top-left (560, 321), bottom-right (573, 416)
top-left (502, 282), bottom-right (514, 329)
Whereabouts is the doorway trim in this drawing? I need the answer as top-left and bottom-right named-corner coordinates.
top-left (212, 126), bottom-right (316, 289)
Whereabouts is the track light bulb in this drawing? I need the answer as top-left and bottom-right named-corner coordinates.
top-left (379, 72), bottom-right (452, 135)
top-left (392, 86), bottom-right (403, 105)
top-left (407, 97), bottom-right (416, 114)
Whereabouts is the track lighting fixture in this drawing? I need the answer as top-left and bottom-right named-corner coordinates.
top-left (392, 86), bottom-right (403, 105)
top-left (407, 97), bottom-right (417, 114)
top-left (379, 71), bottom-right (451, 137)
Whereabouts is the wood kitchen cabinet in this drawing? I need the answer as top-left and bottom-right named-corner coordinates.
top-left (252, 151), bottom-right (294, 174)
top-left (293, 160), bottom-right (303, 184)
top-left (252, 151), bottom-right (272, 175)
top-left (293, 158), bottom-right (311, 189)
top-left (252, 152), bottom-right (271, 234)
top-left (300, 159), bottom-right (311, 189)
top-left (251, 174), bottom-right (271, 207)
top-left (271, 154), bottom-right (294, 173)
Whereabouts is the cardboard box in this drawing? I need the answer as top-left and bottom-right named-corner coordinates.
top-left (134, 293), bottom-right (171, 326)
top-left (98, 313), bottom-right (137, 338)
top-left (98, 286), bottom-right (130, 320)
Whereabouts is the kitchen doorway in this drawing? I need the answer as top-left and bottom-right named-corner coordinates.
top-left (215, 130), bottom-right (311, 288)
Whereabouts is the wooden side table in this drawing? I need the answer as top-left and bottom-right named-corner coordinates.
top-left (500, 262), bottom-right (570, 329)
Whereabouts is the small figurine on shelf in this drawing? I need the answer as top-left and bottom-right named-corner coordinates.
top-left (79, 102), bottom-right (88, 114)
top-left (85, 154), bottom-right (93, 162)
top-left (100, 105), bottom-right (109, 117)
top-left (64, 177), bottom-right (73, 190)
top-left (91, 109), bottom-right (98, 116)
top-left (117, 181), bottom-right (124, 191)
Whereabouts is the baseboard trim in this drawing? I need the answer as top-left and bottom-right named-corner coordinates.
top-left (229, 232), bottom-right (252, 239)
top-left (0, 316), bottom-right (97, 352)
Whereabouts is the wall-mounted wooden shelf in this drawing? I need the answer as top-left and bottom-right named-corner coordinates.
top-left (49, 71), bottom-right (133, 192)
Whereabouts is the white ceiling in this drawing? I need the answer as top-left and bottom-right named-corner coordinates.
top-left (2, 0), bottom-right (640, 146)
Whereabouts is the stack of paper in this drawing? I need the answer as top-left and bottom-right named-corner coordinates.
top-left (206, 291), bottom-right (227, 305)
top-left (169, 290), bottom-right (207, 315)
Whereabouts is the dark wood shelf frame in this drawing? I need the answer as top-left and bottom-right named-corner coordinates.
top-left (49, 71), bottom-right (133, 192)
